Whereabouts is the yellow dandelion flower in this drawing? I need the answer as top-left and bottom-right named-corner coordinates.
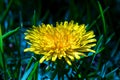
top-left (24, 21), bottom-right (96, 65)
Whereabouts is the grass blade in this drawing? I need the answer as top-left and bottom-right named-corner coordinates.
top-left (87, 6), bottom-right (109, 31)
top-left (0, 25), bottom-right (3, 68)
top-left (32, 10), bottom-right (37, 25)
top-left (90, 35), bottom-right (103, 64)
top-left (105, 33), bottom-right (115, 44)
top-left (105, 67), bottom-right (119, 78)
top-left (110, 38), bottom-right (120, 57)
top-left (2, 27), bottom-right (20, 39)
top-left (25, 56), bottom-right (36, 71)
top-left (27, 61), bottom-right (39, 80)
top-left (0, 0), bottom-right (13, 24)
top-left (0, 25), bottom-right (7, 80)
top-left (21, 63), bottom-right (34, 80)
top-left (98, 1), bottom-right (107, 37)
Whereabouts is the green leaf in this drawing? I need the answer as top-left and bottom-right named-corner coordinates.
top-left (18, 66), bottom-right (22, 80)
top-left (105, 67), bottom-right (119, 78)
top-left (2, 27), bottom-right (20, 40)
top-left (41, 10), bottom-right (49, 23)
top-left (27, 61), bottom-right (39, 80)
top-left (96, 47), bottom-right (105, 54)
top-left (98, 1), bottom-right (107, 37)
top-left (32, 10), bottom-right (37, 25)
top-left (87, 6), bottom-right (109, 31)
top-left (21, 63), bottom-right (34, 80)
top-left (87, 72), bottom-right (97, 77)
top-left (90, 35), bottom-right (104, 64)
top-left (0, 0), bottom-right (13, 24)
top-left (110, 38), bottom-right (120, 57)
top-left (0, 25), bottom-right (3, 68)
top-left (96, 35), bottom-right (104, 53)
top-left (25, 56), bottom-right (36, 71)
top-left (105, 33), bottom-right (115, 44)
top-left (51, 67), bottom-right (58, 80)
top-left (0, 25), bottom-right (7, 80)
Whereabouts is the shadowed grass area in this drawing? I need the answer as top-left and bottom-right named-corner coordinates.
top-left (0, 0), bottom-right (120, 80)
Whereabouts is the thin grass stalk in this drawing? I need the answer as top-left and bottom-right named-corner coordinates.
top-left (87, 6), bottom-right (109, 31)
top-left (98, 1), bottom-right (107, 38)
top-left (0, 25), bottom-right (7, 80)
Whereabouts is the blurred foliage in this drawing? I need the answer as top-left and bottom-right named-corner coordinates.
top-left (0, 0), bottom-right (120, 80)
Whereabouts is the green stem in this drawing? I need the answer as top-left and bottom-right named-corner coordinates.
top-left (0, 25), bottom-right (7, 80)
top-left (57, 59), bottom-right (65, 80)
top-left (14, 34), bottom-right (21, 79)
top-left (51, 59), bottom-right (65, 80)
